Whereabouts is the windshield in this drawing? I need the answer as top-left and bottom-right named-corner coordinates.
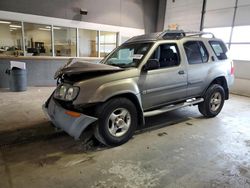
top-left (103, 42), bottom-right (152, 68)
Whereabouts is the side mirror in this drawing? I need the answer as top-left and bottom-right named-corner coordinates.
top-left (143, 59), bottom-right (160, 71)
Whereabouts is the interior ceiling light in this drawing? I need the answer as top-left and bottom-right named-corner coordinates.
top-left (10, 27), bottom-right (17, 30)
top-left (0, 20), bottom-right (11, 24)
top-left (9, 24), bottom-right (21, 28)
top-left (45, 26), bottom-right (61, 30)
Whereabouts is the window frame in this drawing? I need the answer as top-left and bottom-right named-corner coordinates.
top-left (183, 40), bottom-right (209, 65)
top-left (209, 40), bottom-right (228, 61)
top-left (148, 42), bottom-right (181, 70)
top-left (102, 41), bottom-right (154, 68)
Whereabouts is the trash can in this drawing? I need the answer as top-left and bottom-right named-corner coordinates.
top-left (5, 61), bottom-right (27, 92)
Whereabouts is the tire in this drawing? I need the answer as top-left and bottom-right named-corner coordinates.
top-left (198, 84), bottom-right (225, 118)
top-left (94, 98), bottom-right (138, 146)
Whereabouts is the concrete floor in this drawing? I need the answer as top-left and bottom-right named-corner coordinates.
top-left (0, 87), bottom-right (250, 188)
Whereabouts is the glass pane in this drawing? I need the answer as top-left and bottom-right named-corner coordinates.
top-left (230, 44), bottom-right (250, 60)
top-left (198, 42), bottom-right (209, 62)
top-left (203, 27), bottom-right (232, 43)
top-left (184, 41), bottom-right (203, 64)
top-left (54, 27), bottom-right (76, 57)
top-left (0, 20), bottom-right (23, 56)
top-left (100, 31), bottom-right (117, 57)
top-left (104, 43), bottom-right (152, 68)
top-left (158, 43), bottom-right (180, 68)
top-left (209, 41), bottom-right (228, 60)
top-left (78, 29), bottom-right (98, 57)
top-left (231, 26), bottom-right (250, 43)
top-left (24, 23), bottom-right (52, 56)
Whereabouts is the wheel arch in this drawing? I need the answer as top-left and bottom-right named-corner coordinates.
top-left (106, 93), bottom-right (145, 127)
top-left (204, 76), bottom-right (229, 100)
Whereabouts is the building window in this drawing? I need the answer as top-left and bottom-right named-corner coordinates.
top-left (54, 26), bottom-right (77, 57)
top-left (230, 44), bottom-right (250, 61)
top-left (0, 20), bottom-right (23, 56)
top-left (229, 26), bottom-right (250, 61)
top-left (100, 31), bottom-right (117, 57)
top-left (203, 27), bottom-right (232, 43)
top-left (231, 26), bottom-right (250, 43)
top-left (78, 29), bottom-right (98, 57)
top-left (24, 23), bottom-right (52, 56)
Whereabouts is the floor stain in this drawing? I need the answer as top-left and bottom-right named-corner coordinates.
top-left (64, 156), bottom-right (95, 167)
top-left (245, 140), bottom-right (250, 147)
top-left (238, 166), bottom-right (248, 176)
top-left (157, 132), bottom-right (168, 137)
top-left (36, 156), bottom-right (61, 167)
top-left (96, 160), bottom-right (167, 188)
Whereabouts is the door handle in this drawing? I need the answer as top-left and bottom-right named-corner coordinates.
top-left (178, 70), bottom-right (185, 75)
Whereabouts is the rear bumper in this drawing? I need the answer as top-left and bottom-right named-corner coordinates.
top-left (42, 98), bottom-right (97, 139)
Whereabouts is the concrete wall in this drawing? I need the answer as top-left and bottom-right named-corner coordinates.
top-left (231, 60), bottom-right (250, 97)
top-left (0, 0), bottom-right (160, 33)
top-left (0, 58), bottom-right (100, 88)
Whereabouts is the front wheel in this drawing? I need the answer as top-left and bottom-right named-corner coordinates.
top-left (94, 98), bottom-right (138, 146)
top-left (198, 84), bottom-right (225, 118)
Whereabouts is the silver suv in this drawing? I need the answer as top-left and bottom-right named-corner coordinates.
top-left (43, 30), bottom-right (234, 146)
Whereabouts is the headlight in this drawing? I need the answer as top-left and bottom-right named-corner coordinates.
top-left (54, 84), bottom-right (79, 101)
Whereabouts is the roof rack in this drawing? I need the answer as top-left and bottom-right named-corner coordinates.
top-left (185, 31), bottom-right (215, 38)
top-left (159, 30), bottom-right (215, 40)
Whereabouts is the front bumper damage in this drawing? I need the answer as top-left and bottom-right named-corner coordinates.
top-left (42, 98), bottom-right (97, 139)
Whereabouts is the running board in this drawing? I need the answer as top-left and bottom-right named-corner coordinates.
top-left (143, 98), bottom-right (204, 117)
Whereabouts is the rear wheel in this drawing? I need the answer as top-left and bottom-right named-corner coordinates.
top-left (94, 98), bottom-right (138, 146)
top-left (198, 84), bottom-right (225, 118)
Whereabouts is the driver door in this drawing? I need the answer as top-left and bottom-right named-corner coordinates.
top-left (140, 43), bottom-right (188, 110)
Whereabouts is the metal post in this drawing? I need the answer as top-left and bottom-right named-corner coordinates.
top-left (51, 25), bottom-right (55, 57)
top-left (228, 0), bottom-right (238, 49)
top-left (200, 0), bottom-right (207, 31)
top-left (116, 32), bottom-right (120, 46)
top-left (21, 21), bottom-right (26, 56)
top-left (97, 30), bottom-right (100, 58)
top-left (76, 28), bottom-right (79, 57)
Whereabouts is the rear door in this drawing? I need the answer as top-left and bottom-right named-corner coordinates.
top-left (183, 40), bottom-right (212, 97)
top-left (140, 42), bottom-right (188, 110)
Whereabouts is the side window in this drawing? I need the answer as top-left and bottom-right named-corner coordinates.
top-left (209, 40), bottom-right (228, 60)
top-left (150, 43), bottom-right (180, 68)
top-left (184, 41), bottom-right (209, 64)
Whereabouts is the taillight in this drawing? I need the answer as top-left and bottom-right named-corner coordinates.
top-left (230, 61), bottom-right (234, 75)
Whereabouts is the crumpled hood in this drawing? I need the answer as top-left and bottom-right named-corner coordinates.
top-left (55, 61), bottom-right (124, 79)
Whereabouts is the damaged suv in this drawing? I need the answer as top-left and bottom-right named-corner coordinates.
top-left (43, 30), bottom-right (234, 146)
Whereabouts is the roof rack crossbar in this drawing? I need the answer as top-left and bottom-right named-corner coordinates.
top-left (159, 30), bottom-right (186, 40)
top-left (184, 31), bottom-right (215, 38)
top-left (159, 30), bottom-right (215, 40)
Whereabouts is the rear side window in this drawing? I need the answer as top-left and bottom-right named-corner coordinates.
top-left (184, 41), bottom-right (208, 64)
top-left (209, 40), bottom-right (228, 60)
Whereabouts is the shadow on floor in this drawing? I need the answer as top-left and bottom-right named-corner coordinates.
top-left (0, 108), bottom-right (201, 165)
top-left (0, 121), bottom-right (66, 148)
